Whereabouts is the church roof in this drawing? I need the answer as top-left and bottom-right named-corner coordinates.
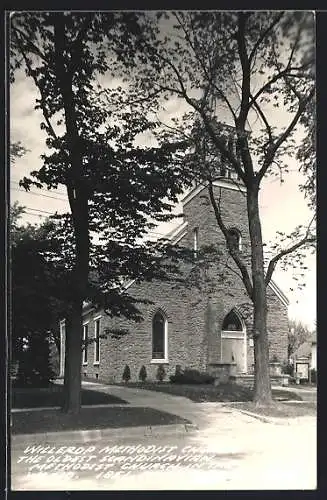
top-left (181, 179), bottom-right (246, 208)
top-left (291, 341), bottom-right (311, 359)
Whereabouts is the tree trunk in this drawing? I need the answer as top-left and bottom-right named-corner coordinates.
top-left (247, 187), bottom-right (273, 405)
top-left (62, 299), bottom-right (83, 413)
top-left (53, 14), bottom-right (90, 414)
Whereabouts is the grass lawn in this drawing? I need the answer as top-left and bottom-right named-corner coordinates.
top-left (227, 401), bottom-right (317, 418)
top-left (117, 382), bottom-right (303, 403)
top-left (288, 384), bottom-right (317, 390)
top-left (12, 407), bottom-right (191, 435)
top-left (12, 385), bottom-right (127, 409)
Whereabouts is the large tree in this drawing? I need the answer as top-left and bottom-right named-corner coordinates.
top-left (126, 11), bottom-right (316, 405)
top-left (10, 12), bottom-right (190, 413)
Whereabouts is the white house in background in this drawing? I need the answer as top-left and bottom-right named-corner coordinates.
top-left (291, 330), bottom-right (317, 380)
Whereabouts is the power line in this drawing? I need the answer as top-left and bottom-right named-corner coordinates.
top-left (11, 187), bottom-right (68, 202)
top-left (18, 209), bottom-right (172, 237)
top-left (10, 180), bottom-right (67, 197)
top-left (24, 211), bottom-right (49, 219)
top-left (25, 207), bottom-right (65, 215)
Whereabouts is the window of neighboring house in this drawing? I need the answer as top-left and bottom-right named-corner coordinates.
top-left (94, 317), bottom-right (101, 365)
top-left (152, 310), bottom-right (168, 362)
top-left (227, 228), bottom-right (242, 252)
top-left (193, 227), bottom-right (199, 258)
top-left (82, 323), bottom-right (88, 365)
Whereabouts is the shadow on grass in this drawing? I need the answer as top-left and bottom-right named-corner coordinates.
top-left (12, 407), bottom-right (192, 435)
top-left (114, 382), bottom-right (303, 403)
top-left (12, 386), bottom-right (127, 409)
top-left (227, 401), bottom-right (316, 418)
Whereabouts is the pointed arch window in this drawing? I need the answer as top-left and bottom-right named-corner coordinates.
top-left (151, 310), bottom-right (168, 363)
top-left (222, 310), bottom-right (243, 331)
top-left (227, 228), bottom-right (242, 252)
top-left (221, 309), bottom-right (247, 372)
top-left (193, 227), bottom-right (199, 258)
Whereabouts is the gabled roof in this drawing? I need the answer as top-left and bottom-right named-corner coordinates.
top-left (268, 280), bottom-right (289, 307)
top-left (182, 179), bottom-right (246, 208)
top-left (291, 341), bottom-right (311, 359)
top-left (82, 179), bottom-right (288, 309)
top-left (165, 220), bottom-right (189, 245)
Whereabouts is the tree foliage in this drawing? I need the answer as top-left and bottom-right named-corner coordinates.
top-left (11, 203), bottom-right (67, 361)
top-left (10, 11), bottom-right (316, 408)
top-left (14, 332), bottom-right (56, 388)
top-left (119, 11), bottom-right (316, 404)
top-left (288, 319), bottom-right (312, 358)
top-left (10, 12), bottom-right (192, 413)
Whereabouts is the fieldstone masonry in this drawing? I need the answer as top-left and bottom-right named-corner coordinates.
top-left (61, 179), bottom-right (289, 382)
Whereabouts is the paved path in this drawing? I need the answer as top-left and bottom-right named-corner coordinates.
top-left (11, 381), bottom-right (317, 490)
top-left (272, 384), bottom-right (317, 402)
top-left (79, 381), bottom-right (260, 430)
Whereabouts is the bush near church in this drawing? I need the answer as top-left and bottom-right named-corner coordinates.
top-left (170, 368), bottom-right (215, 385)
top-left (14, 333), bottom-right (56, 388)
top-left (310, 368), bottom-right (317, 384)
top-left (156, 364), bottom-right (166, 382)
top-left (139, 365), bottom-right (147, 382)
top-left (122, 364), bottom-right (131, 383)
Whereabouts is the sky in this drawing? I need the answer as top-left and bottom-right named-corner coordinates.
top-left (10, 17), bottom-right (316, 330)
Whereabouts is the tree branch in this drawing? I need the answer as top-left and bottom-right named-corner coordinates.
top-left (207, 180), bottom-right (253, 298)
top-left (14, 33), bottom-right (63, 152)
top-left (236, 13), bottom-right (251, 131)
top-left (249, 92), bottom-right (273, 144)
top-left (226, 263), bottom-right (243, 282)
top-left (153, 59), bottom-right (246, 183)
top-left (265, 220), bottom-right (316, 286)
top-left (11, 24), bottom-right (47, 62)
top-left (248, 61), bottom-right (313, 112)
top-left (248, 12), bottom-right (284, 65)
top-left (257, 86), bottom-right (315, 182)
top-left (174, 12), bottom-right (238, 124)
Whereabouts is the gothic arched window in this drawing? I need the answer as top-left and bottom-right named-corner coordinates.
top-left (227, 228), bottom-right (242, 252)
top-left (193, 228), bottom-right (199, 258)
top-left (152, 311), bottom-right (168, 361)
top-left (222, 310), bottom-right (243, 332)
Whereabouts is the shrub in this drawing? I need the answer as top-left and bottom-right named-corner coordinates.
top-left (122, 364), bottom-right (131, 383)
top-left (139, 365), bottom-right (147, 382)
top-left (15, 333), bottom-right (56, 388)
top-left (156, 364), bottom-right (166, 382)
top-left (310, 368), bottom-right (317, 384)
top-left (175, 364), bottom-right (183, 375)
top-left (170, 368), bottom-right (215, 385)
top-left (282, 362), bottom-right (294, 376)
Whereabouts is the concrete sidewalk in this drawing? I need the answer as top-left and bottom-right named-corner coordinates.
top-left (78, 381), bottom-right (263, 429)
top-left (12, 380), bottom-right (317, 446)
top-left (11, 380), bottom-right (268, 446)
top-left (11, 382), bottom-right (317, 490)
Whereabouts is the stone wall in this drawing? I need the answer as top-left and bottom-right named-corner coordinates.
top-left (80, 278), bottom-right (206, 383)
top-left (70, 182), bottom-right (289, 382)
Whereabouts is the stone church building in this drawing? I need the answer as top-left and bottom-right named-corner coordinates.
top-left (59, 175), bottom-right (289, 383)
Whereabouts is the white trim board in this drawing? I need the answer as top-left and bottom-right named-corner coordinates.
top-left (268, 279), bottom-right (289, 307)
top-left (182, 179), bottom-right (246, 207)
